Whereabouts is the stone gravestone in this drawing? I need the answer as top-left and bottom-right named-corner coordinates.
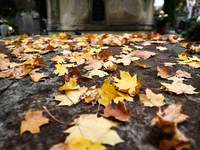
top-left (16, 13), bottom-right (40, 35)
top-left (0, 24), bottom-right (9, 38)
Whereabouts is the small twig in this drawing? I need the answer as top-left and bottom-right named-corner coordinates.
top-left (184, 92), bottom-right (200, 101)
top-left (96, 101), bottom-right (101, 114)
top-left (47, 51), bottom-right (53, 57)
top-left (43, 106), bottom-right (76, 125)
top-left (131, 115), bottom-right (152, 121)
top-left (141, 87), bottom-right (162, 92)
top-left (80, 98), bottom-right (90, 111)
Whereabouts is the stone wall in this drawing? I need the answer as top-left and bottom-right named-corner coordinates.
top-left (46, 0), bottom-right (154, 34)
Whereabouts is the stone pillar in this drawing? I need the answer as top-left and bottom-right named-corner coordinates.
top-left (105, 0), bottom-right (154, 30)
top-left (46, 0), bottom-right (61, 31)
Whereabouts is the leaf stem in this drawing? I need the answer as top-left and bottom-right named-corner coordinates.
top-left (184, 92), bottom-right (200, 101)
top-left (43, 106), bottom-right (76, 125)
top-left (80, 98), bottom-right (91, 112)
top-left (131, 115), bottom-right (152, 121)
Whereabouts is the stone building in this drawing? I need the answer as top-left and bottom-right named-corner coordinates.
top-left (46, 0), bottom-right (154, 34)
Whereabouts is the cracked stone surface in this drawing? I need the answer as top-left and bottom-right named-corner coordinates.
top-left (0, 36), bottom-right (200, 150)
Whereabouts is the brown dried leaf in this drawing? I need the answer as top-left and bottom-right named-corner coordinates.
top-left (175, 69), bottom-right (192, 78)
top-left (20, 110), bottom-right (49, 135)
top-left (151, 101), bottom-right (189, 128)
top-left (132, 50), bottom-right (156, 60)
top-left (29, 68), bottom-right (47, 82)
top-left (157, 66), bottom-right (171, 79)
top-left (65, 68), bottom-right (81, 84)
top-left (98, 50), bottom-right (112, 61)
top-left (100, 101), bottom-right (131, 122)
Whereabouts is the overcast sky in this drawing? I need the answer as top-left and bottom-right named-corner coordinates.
top-left (154, 0), bottom-right (164, 7)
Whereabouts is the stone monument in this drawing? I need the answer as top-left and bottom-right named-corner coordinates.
top-left (46, 0), bottom-right (154, 34)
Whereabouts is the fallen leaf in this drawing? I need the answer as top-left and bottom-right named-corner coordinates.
top-left (20, 110), bottom-right (49, 135)
top-left (132, 50), bottom-right (156, 60)
top-left (134, 45), bottom-right (143, 49)
top-left (104, 64), bottom-right (117, 71)
top-left (151, 102), bottom-right (190, 150)
top-left (121, 46), bottom-right (133, 51)
top-left (139, 89), bottom-right (165, 107)
top-left (84, 59), bottom-right (102, 70)
top-left (89, 69), bottom-right (109, 78)
top-left (175, 70), bottom-right (192, 78)
top-left (159, 127), bottom-right (191, 150)
top-left (65, 68), bottom-right (81, 84)
top-left (160, 82), bottom-right (198, 95)
top-left (54, 55), bottom-right (66, 64)
top-left (157, 66), bottom-right (171, 79)
top-left (113, 70), bottom-right (139, 96)
top-left (113, 92), bottom-right (133, 105)
top-left (98, 77), bottom-right (118, 106)
top-left (167, 76), bottom-right (185, 83)
top-left (54, 64), bottom-right (68, 76)
top-left (134, 61), bottom-right (151, 68)
top-left (54, 87), bottom-right (87, 106)
top-left (50, 136), bottom-right (106, 150)
top-left (60, 78), bottom-right (79, 91)
top-left (29, 68), bottom-right (47, 82)
top-left (64, 114), bottom-right (124, 146)
top-left (0, 53), bottom-right (8, 58)
top-left (164, 62), bottom-right (176, 67)
top-left (100, 101), bottom-right (131, 122)
top-left (151, 101), bottom-right (189, 128)
top-left (156, 46), bottom-right (168, 51)
top-left (98, 50), bottom-right (112, 60)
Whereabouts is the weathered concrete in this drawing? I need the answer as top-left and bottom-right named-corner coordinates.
top-left (0, 36), bottom-right (200, 150)
top-left (46, 0), bottom-right (154, 34)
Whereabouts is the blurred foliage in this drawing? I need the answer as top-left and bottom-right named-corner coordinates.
top-left (182, 22), bottom-right (200, 40)
top-left (0, 0), bottom-right (17, 17)
top-left (163, 0), bottom-right (186, 26)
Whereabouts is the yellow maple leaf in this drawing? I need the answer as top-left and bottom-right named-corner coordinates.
top-left (54, 55), bottom-right (65, 64)
top-left (20, 110), bottom-right (49, 135)
top-left (139, 89), bottom-right (166, 107)
top-left (113, 70), bottom-right (138, 95)
top-left (122, 46), bottom-right (133, 51)
top-left (64, 114), bottom-right (124, 146)
top-left (113, 91), bottom-right (134, 104)
top-left (54, 64), bottom-right (68, 76)
top-left (54, 87), bottom-right (87, 106)
top-left (60, 78), bottom-right (80, 91)
top-left (160, 82), bottom-right (199, 95)
top-left (50, 136), bottom-right (106, 150)
top-left (98, 77), bottom-right (118, 106)
top-left (178, 54), bottom-right (188, 61)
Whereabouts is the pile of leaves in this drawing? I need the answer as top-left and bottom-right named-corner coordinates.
top-left (1, 32), bottom-right (200, 150)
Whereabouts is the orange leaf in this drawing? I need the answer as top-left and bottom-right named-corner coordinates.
top-left (132, 50), bottom-right (156, 60)
top-left (29, 68), bottom-right (47, 82)
top-left (65, 68), bottom-right (81, 84)
top-left (20, 110), bottom-right (49, 135)
top-left (134, 61), bottom-right (151, 68)
top-left (104, 64), bottom-right (117, 71)
top-left (98, 50), bottom-right (112, 60)
top-left (157, 66), bottom-right (171, 79)
top-left (100, 101), bottom-right (131, 122)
